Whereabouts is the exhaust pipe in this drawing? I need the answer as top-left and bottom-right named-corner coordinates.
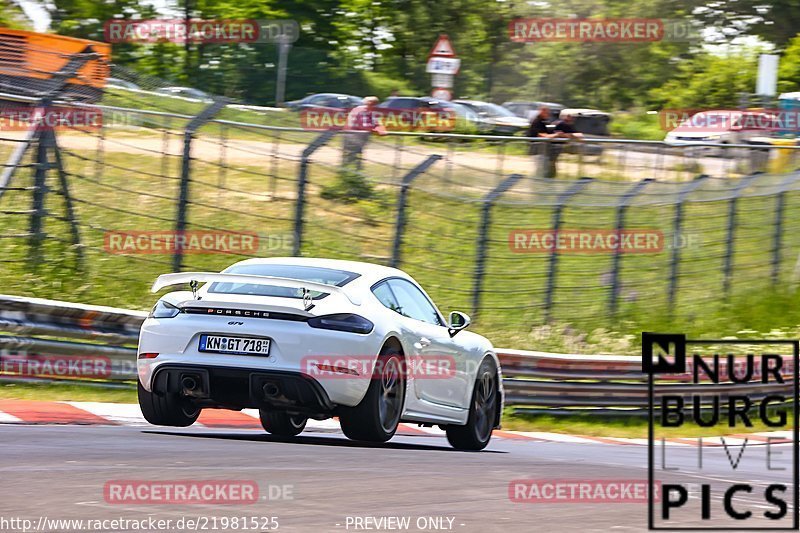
top-left (262, 382), bottom-right (280, 399)
top-left (181, 376), bottom-right (198, 394)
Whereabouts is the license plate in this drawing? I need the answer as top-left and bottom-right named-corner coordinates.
top-left (199, 334), bottom-right (271, 355)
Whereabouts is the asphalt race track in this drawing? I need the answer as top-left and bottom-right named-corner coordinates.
top-left (1, 423), bottom-right (793, 532)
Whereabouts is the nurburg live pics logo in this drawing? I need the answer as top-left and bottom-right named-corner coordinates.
top-left (642, 332), bottom-right (800, 530)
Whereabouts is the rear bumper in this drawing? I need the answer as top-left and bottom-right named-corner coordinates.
top-left (150, 364), bottom-right (335, 415)
top-left (137, 314), bottom-right (386, 407)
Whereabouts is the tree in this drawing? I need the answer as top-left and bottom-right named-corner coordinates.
top-left (778, 35), bottom-right (800, 94)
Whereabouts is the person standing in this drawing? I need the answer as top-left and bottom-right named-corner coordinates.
top-left (527, 106), bottom-right (559, 178)
top-left (344, 96), bottom-right (385, 169)
top-left (547, 112), bottom-right (583, 177)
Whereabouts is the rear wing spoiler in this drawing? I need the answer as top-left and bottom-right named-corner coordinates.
top-left (151, 272), bottom-right (362, 305)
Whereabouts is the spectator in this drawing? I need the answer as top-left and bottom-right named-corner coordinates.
top-left (546, 112), bottom-right (584, 177)
top-left (344, 96), bottom-right (385, 169)
top-left (527, 106), bottom-right (559, 178)
top-left (553, 112), bottom-right (583, 140)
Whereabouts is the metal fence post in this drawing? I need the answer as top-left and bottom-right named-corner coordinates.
top-left (722, 172), bottom-right (761, 296)
top-left (0, 50), bottom-right (96, 201)
top-left (51, 134), bottom-right (83, 264)
top-left (390, 155), bottom-right (441, 268)
top-left (29, 119), bottom-right (52, 257)
top-left (608, 178), bottom-right (653, 315)
top-left (771, 172), bottom-right (800, 285)
top-left (292, 130), bottom-right (337, 257)
top-left (668, 174), bottom-right (709, 310)
top-left (172, 98), bottom-right (229, 272)
top-left (472, 174), bottom-right (524, 316)
top-left (543, 177), bottom-right (593, 322)
top-left (271, 130), bottom-right (281, 198)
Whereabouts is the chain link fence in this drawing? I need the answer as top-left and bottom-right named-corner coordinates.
top-left (2, 51), bottom-right (800, 339)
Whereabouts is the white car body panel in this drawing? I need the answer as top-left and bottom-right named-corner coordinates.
top-left (137, 257), bottom-right (502, 428)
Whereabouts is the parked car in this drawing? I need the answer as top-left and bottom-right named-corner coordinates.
top-left (285, 93), bottom-right (362, 111)
top-left (138, 257), bottom-right (503, 450)
top-left (155, 86), bottom-right (212, 101)
top-left (503, 101), bottom-right (565, 121)
top-left (664, 110), bottom-right (774, 156)
top-left (453, 100), bottom-right (529, 135)
top-left (560, 108), bottom-right (612, 136)
top-left (106, 77), bottom-right (140, 91)
top-left (377, 97), bottom-right (472, 133)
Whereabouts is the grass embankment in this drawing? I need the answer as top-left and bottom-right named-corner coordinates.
top-left (1, 141), bottom-right (799, 349)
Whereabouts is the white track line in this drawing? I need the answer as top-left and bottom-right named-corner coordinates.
top-left (241, 409), bottom-right (343, 432)
top-left (408, 425), bottom-right (447, 436)
top-left (753, 431), bottom-right (793, 440)
top-left (700, 437), bottom-right (749, 447)
top-left (64, 401), bottom-right (147, 426)
top-left (0, 410), bottom-right (23, 423)
top-left (511, 432), bottom-right (603, 444)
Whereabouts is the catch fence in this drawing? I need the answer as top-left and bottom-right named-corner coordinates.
top-left (2, 51), bottom-right (800, 334)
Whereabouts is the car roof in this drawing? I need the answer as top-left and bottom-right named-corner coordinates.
top-left (504, 101), bottom-right (566, 108)
top-left (227, 257), bottom-right (412, 285)
top-left (560, 108), bottom-right (610, 116)
top-left (308, 93), bottom-right (359, 98)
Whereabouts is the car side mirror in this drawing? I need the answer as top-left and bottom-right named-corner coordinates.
top-left (447, 311), bottom-right (471, 337)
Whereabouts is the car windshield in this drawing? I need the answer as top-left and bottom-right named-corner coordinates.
top-left (208, 264), bottom-right (359, 300)
top-left (437, 101), bottom-right (475, 119)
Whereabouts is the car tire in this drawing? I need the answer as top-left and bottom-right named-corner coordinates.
top-left (137, 380), bottom-right (200, 427)
top-left (339, 347), bottom-right (405, 443)
top-left (446, 358), bottom-right (498, 451)
top-left (259, 410), bottom-right (307, 437)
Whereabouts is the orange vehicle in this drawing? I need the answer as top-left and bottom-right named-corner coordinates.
top-left (0, 28), bottom-right (111, 102)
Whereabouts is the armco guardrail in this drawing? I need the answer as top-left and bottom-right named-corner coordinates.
top-left (0, 295), bottom-right (793, 416)
top-left (0, 295), bottom-right (143, 383)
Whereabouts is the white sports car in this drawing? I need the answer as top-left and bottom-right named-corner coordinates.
top-left (137, 257), bottom-right (503, 450)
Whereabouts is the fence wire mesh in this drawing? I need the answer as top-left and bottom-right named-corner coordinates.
top-left (3, 71), bottom-right (800, 339)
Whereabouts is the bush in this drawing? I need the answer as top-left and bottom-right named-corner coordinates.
top-left (610, 111), bottom-right (665, 140)
top-left (321, 169), bottom-right (375, 203)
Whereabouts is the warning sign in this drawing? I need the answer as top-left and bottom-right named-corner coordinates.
top-left (428, 34), bottom-right (456, 58)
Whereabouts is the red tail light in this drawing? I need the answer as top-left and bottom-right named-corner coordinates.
top-left (138, 353), bottom-right (159, 359)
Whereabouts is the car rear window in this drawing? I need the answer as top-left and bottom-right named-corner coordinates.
top-left (208, 264), bottom-right (359, 300)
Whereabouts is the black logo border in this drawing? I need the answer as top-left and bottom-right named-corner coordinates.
top-left (647, 338), bottom-right (800, 531)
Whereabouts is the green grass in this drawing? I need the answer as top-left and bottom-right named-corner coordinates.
top-left (610, 110), bottom-right (666, 140)
top-left (0, 381), bottom-right (136, 403)
top-left (502, 411), bottom-right (789, 438)
top-left (1, 139), bottom-right (800, 350)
